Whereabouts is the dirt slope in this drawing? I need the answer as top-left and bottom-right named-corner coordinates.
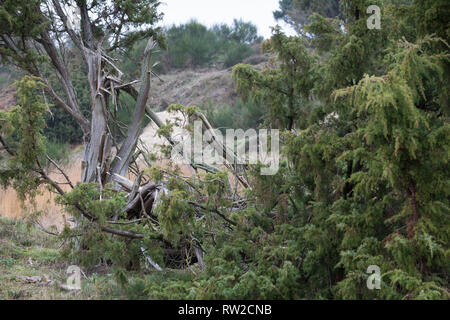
top-left (149, 62), bottom-right (266, 110)
top-left (0, 85), bottom-right (16, 112)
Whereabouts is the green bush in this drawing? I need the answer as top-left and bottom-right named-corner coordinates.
top-left (165, 21), bottom-right (219, 68)
top-left (163, 19), bottom-right (262, 70)
top-left (44, 106), bottom-right (86, 144)
top-left (223, 42), bottom-right (254, 68)
top-left (44, 139), bottom-right (70, 164)
top-left (202, 98), bottom-right (266, 133)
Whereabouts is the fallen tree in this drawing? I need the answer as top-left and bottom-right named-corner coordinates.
top-left (0, 0), bottom-right (252, 271)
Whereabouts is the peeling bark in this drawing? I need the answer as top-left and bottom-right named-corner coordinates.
top-left (110, 39), bottom-right (156, 178)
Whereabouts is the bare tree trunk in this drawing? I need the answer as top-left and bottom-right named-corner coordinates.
top-left (110, 39), bottom-right (156, 178)
top-left (81, 49), bottom-right (110, 183)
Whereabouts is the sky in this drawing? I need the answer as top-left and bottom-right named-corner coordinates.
top-left (158, 0), bottom-right (296, 39)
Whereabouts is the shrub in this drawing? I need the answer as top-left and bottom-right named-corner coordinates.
top-left (165, 21), bottom-right (218, 68)
top-left (223, 42), bottom-right (254, 68)
top-left (44, 139), bottom-right (70, 164)
top-left (201, 98), bottom-right (266, 133)
top-left (163, 20), bottom-right (263, 70)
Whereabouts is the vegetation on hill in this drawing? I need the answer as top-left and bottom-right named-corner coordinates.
top-left (163, 19), bottom-right (263, 69)
top-left (274, 0), bottom-right (341, 34)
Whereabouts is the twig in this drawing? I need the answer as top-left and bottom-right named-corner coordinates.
top-left (46, 155), bottom-right (74, 189)
top-left (141, 247), bottom-right (163, 271)
top-left (107, 219), bottom-right (142, 225)
top-left (35, 221), bottom-right (60, 236)
top-left (188, 201), bottom-right (237, 226)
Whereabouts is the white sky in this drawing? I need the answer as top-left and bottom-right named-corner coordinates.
top-left (158, 0), bottom-right (296, 39)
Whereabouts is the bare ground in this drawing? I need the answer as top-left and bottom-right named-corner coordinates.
top-left (149, 62), bottom-right (266, 110)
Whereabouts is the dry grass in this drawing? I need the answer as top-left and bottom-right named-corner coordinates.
top-left (150, 67), bottom-right (236, 111)
top-left (0, 84), bottom-right (16, 112)
top-left (0, 161), bottom-right (82, 231)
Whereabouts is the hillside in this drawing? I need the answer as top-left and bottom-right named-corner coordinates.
top-left (0, 85), bottom-right (16, 112)
top-left (0, 59), bottom-right (267, 113)
top-left (149, 60), bottom-right (266, 111)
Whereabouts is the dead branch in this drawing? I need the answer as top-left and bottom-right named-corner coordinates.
top-left (188, 201), bottom-right (237, 227)
top-left (46, 155), bottom-right (74, 189)
top-left (141, 247), bottom-right (163, 271)
top-left (194, 111), bottom-right (250, 188)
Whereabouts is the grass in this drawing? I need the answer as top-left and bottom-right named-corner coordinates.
top-left (0, 157), bottom-right (81, 227)
top-left (0, 217), bottom-right (130, 300)
top-left (0, 217), bottom-right (193, 300)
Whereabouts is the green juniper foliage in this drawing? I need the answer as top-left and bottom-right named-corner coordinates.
top-left (0, 76), bottom-right (48, 201)
top-left (129, 0), bottom-right (449, 299)
top-left (55, 183), bottom-right (145, 270)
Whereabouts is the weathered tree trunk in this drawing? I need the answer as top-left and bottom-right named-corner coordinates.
top-left (109, 40), bottom-right (156, 178)
top-left (81, 49), bottom-right (111, 183)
